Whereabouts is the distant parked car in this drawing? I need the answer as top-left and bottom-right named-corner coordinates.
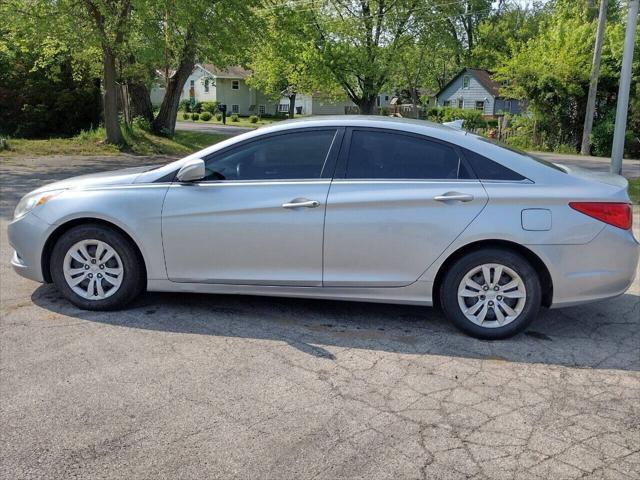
top-left (8, 117), bottom-right (639, 339)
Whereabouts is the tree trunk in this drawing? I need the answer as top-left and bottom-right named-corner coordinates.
top-left (103, 47), bottom-right (123, 144)
top-left (288, 93), bottom-right (296, 119)
top-left (152, 53), bottom-right (194, 136)
top-left (129, 82), bottom-right (154, 123)
top-left (357, 95), bottom-right (378, 115)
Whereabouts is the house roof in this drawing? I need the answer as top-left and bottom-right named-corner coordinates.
top-left (436, 68), bottom-right (501, 98)
top-left (199, 64), bottom-right (251, 79)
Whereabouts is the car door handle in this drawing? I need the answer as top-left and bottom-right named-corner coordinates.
top-left (433, 192), bottom-right (474, 202)
top-left (282, 199), bottom-right (320, 209)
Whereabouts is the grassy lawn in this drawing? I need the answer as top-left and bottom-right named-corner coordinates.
top-left (0, 127), bottom-right (227, 157)
top-left (629, 178), bottom-right (640, 205)
top-left (179, 115), bottom-right (284, 129)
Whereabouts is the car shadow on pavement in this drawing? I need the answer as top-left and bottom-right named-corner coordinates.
top-left (31, 284), bottom-right (640, 371)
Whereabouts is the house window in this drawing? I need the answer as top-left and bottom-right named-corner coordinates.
top-left (443, 100), bottom-right (450, 107)
top-left (278, 103), bottom-right (289, 113)
top-left (204, 79), bottom-right (209, 93)
top-left (259, 105), bottom-right (266, 114)
top-left (505, 100), bottom-right (511, 112)
top-left (190, 80), bottom-right (195, 87)
top-left (475, 101), bottom-right (484, 111)
top-left (458, 98), bottom-right (463, 109)
top-left (463, 75), bottom-right (470, 88)
top-left (231, 104), bottom-right (239, 114)
top-left (385, 95), bottom-right (389, 101)
top-left (232, 80), bottom-right (239, 90)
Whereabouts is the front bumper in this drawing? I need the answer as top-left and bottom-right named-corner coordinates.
top-left (530, 225), bottom-right (640, 308)
top-left (7, 212), bottom-right (52, 283)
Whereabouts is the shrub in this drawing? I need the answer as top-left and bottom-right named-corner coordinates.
top-left (249, 115), bottom-right (259, 124)
top-left (426, 107), bottom-right (487, 129)
top-left (192, 102), bottom-right (203, 113)
top-left (231, 113), bottom-right (239, 122)
top-left (487, 119), bottom-right (499, 128)
top-left (200, 101), bottom-right (219, 114)
top-left (200, 112), bottom-right (212, 121)
top-left (132, 116), bottom-right (151, 131)
top-left (179, 99), bottom-right (192, 113)
top-left (215, 112), bottom-right (222, 121)
top-left (182, 112), bottom-right (190, 120)
top-left (191, 113), bottom-right (200, 121)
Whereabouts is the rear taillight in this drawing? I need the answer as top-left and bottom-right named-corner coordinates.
top-left (569, 202), bottom-right (632, 230)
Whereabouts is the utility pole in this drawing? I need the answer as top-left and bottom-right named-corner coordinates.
top-left (581, 0), bottom-right (608, 155)
top-left (611, 0), bottom-right (638, 174)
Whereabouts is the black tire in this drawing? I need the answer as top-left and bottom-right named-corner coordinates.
top-left (50, 224), bottom-right (145, 311)
top-left (439, 248), bottom-right (541, 340)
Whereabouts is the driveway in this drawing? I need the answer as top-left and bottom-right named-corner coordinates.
top-left (1, 155), bottom-right (639, 479)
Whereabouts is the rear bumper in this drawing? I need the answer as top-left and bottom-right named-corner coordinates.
top-left (7, 212), bottom-right (51, 283)
top-left (529, 225), bottom-right (639, 308)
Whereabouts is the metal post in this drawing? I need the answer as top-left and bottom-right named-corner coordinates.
top-left (611, 0), bottom-right (638, 174)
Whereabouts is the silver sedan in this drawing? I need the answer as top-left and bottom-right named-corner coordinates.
top-left (7, 117), bottom-right (639, 339)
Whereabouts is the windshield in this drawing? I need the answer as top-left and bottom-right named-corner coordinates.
top-left (477, 137), bottom-right (567, 173)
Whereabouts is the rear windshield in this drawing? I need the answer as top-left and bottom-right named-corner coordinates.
top-left (477, 137), bottom-right (567, 173)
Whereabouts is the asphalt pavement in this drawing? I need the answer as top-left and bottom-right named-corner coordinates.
top-left (1, 154), bottom-right (639, 479)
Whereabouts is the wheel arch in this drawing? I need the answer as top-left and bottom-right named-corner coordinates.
top-left (432, 239), bottom-right (553, 308)
top-left (41, 218), bottom-right (148, 284)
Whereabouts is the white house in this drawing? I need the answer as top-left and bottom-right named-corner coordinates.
top-left (152, 63), bottom-right (392, 116)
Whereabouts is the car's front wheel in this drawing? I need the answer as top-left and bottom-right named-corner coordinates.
top-left (440, 248), bottom-right (541, 339)
top-left (50, 224), bottom-right (145, 310)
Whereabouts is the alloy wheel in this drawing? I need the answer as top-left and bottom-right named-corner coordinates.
top-left (456, 263), bottom-right (527, 328)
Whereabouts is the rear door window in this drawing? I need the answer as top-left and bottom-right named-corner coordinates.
top-left (344, 130), bottom-right (467, 180)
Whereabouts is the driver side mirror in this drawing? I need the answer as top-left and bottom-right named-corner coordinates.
top-left (176, 158), bottom-right (205, 182)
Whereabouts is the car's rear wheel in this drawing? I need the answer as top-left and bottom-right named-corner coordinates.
top-left (50, 224), bottom-right (144, 310)
top-left (440, 248), bottom-right (541, 339)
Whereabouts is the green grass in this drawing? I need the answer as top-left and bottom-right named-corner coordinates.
top-left (628, 178), bottom-right (640, 205)
top-left (179, 115), bottom-right (284, 129)
top-left (0, 127), bottom-right (227, 157)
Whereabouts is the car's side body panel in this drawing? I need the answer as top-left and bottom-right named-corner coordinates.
top-left (24, 184), bottom-right (170, 281)
top-left (161, 180), bottom-right (331, 285)
top-left (323, 179), bottom-right (488, 286)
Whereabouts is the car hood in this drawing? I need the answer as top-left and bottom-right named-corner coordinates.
top-left (33, 166), bottom-right (157, 193)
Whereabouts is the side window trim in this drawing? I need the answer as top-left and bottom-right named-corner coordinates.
top-left (334, 127), bottom-right (477, 181)
top-left (199, 127), bottom-right (344, 183)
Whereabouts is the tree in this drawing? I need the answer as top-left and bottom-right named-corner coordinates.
top-left (80, 0), bottom-right (133, 144)
top-left (494, 0), bottom-right (625, 151)
top-left (148, 0), bottom-right (259, 135)
top-left (247, 5), bottom-right (338, 118)
top-left (301, 0), bottom-right (422, 114)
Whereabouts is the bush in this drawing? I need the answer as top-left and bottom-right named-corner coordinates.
top-left (200, 112), bottom-right (212, 121)
top-left (191, 113), bottom-right (200, 121)
top-left (200, 101), bottom-right (219, 114)
top-left (182, 112), bottom-right (190, 120)
top-left (215, 112), bottom-right (222, 121)
top-left (192, 102), bottom-right (203, 113)
top-left (426, 107), bottom-right (487, 129)
top-left (487, 119), bottom-right (499, 128)
top-left (179, 99), bottom-right (192, 113)
top-left (231, 113), bottom-right (239, 122)
top-left (132, 116), bottom-right (151, 131)
top-left (249, 115), bottom-right (259, 124)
